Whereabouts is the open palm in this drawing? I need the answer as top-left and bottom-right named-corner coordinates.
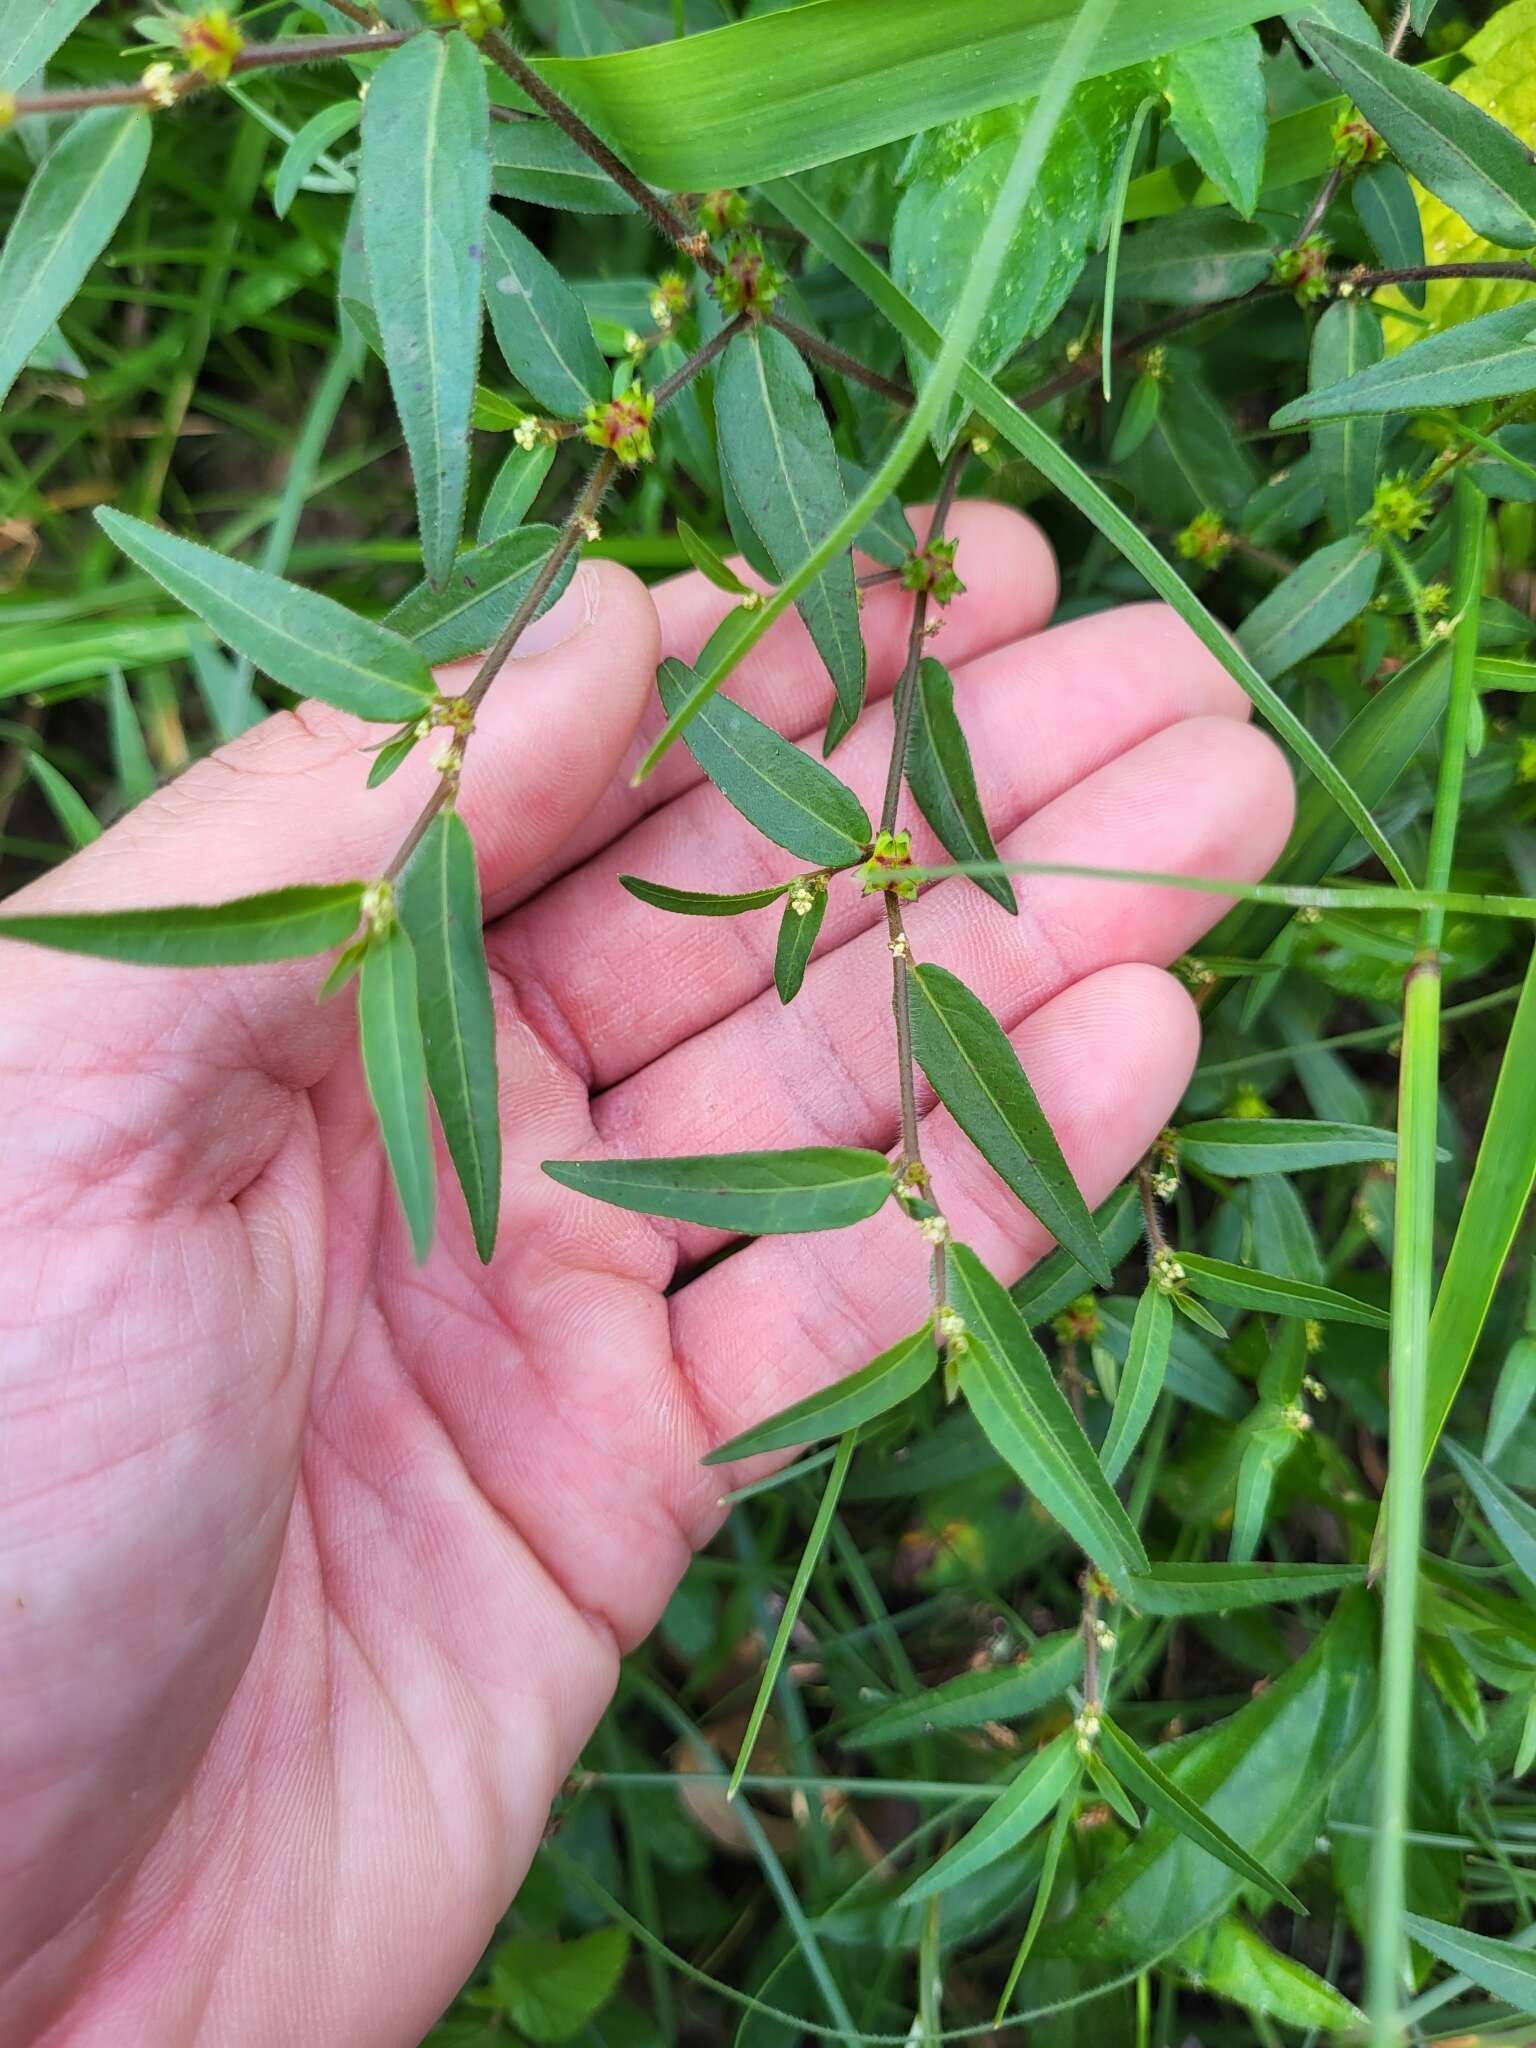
top-left (0, 503), bottom-right (1293, 2047)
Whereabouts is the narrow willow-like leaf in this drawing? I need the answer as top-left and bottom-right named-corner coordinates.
top-left (656, 657), bottom-right (870, 865)
top-left (950, 1245), bottom-right (1148, 1580)
top-left (359, 924), bottom-right (436, 1264)
top-left (1273, 304), bottom-right (1536, 426)
top-left (1110, 214), bottom-right (1276, 303)
top-left (1424, 944), bottom-right (1536, 1461)
top-left (0, 108), bottom-right (151, 411)
top-left (97, 510), bottom-right (435, 723)
top-left (483, 212), bottom-right (607, 419)
top-left (1013, 1181), bottom-right (1145, 1325)
top-left (1294, 19), bottom-right (1536, 249)
top-left (0, 883), bottom-right (365, 965)
top-left (619, 875), bottom-right (789, 918)
top-left (1159, 27), bottom-right (1266, 218)
top-left (0, 0), bottom-right (100, 88)
top-left (1179, 1250), bottom-right (1389, 1327)
top-left (903, 1729), bottom-right (1079, 1905)
top-left (1310, 300), bottom-right (1384, 536)
top-left (106, 668), bottom-right (153, 806)
top-left (908, 964), bottom-right (1109, 1284)
top-left (398, 812), bottom-right (501, 1265)
top-left (1237, 537), bottom-right (1381, 682)
top-left (361, 32), bottom-right (489, 588)
top-left (774, 885), bottom-right (826, 1004)
top-left (704, 1321), bottom-right (937, 1464)
top-left (1230, 1424), bottom-right (1295, 1565)
top-left (1097, 1715), bottom-right (1304, 1911)
top-left (728, 1427), bottom-right (857, 1801)
top-left (1354, 162), bottom-right (1426, 307)
top-left (840, 460), bottom-right (917, 569)
top-left (994, 1777), bottom-right (1079, 2023)
top-left (1487, 1335), bottom-right (1536, 1466)
top-left (367, 727), bottom-right (419, 789)
top-left (1127, 1561), bottom-right (1365, 1615)
top-left (1174, 1915), bottom-right (1364, 2032)
top-left (1176, 1117), bottom-right (1398, 1174)
top-left (907, 658), bottom-right (1016, 914)
top-left (1086, 1751), bottom-right (1141, 1830)
top-left (1404, 1914), bottom-right (1536, 2015)
top-left (677, 519), bottom-right (754, 597)
top-left (541, 1146), bottom-right (893, 1235)
top-left (765, 178), bottom-right (1412, 890)
top-left (490, 119), bottom-right (639, 214)
top-left (274, 101), bottom-right (360, 220)
top-left (1444, 1438), bottom-right (1536, 1597)
top-left (384, 524), bottom-right (573, 665)
top-left (479, 440), bottom-right (555, 543)
top-left (1108, 372), bottom-right (1161, 461)
top-left (27, 755), bottom-right (99, 848)
top-left (1100, 1283), bottom-right (1172, 1483)
top-left (715, 326), bottom-right (865, 739)
top-left (851, 1629), bottom-right (1084, 1747)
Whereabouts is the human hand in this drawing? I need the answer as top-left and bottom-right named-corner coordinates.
top-left (0, 502), bottom-right (1293, 2046)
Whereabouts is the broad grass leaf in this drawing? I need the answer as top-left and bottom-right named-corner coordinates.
top-left (274, 101), bottom-right (360, 220)
top-left (1159, 28), bottom-right (1266, 218)
top-left (483, 213), bottom-right (607, 417)
top-left (1310, 300), bottom-right (1385, 534)
top-left (541, 1147), bottom-right (893, 1234)
top-left (619, 876), bottom-right (790, 918)
top-left (1443, 1438), bottom-right (1536, 1597)
top-left (773, 884), bottom-right (825, 1003)
top-left (850, 1629), bottom-right (1084, 1747)
top-left (715, 327), bottom-right (865, 736)
top-left (478, 441), bottom-right (555, 542)
top-left (358, 923), bottom-right (437, 1265)
top-left (1271, 304), bottom-right (1536, 425)
top-left (1403, 1913), bottom-right (1536, 2016)
top-left (0, 883), bottom-right (365, 965)
top-left (1178, 1251), bottom-right (1389, 1327)
top-left (1127, 1561), bottom-right (1365, 1615)
top-left (1353, 162), bottom-right (1426, 307)
top-left (1173, 1916), bottom-right (1363, 2030)
top-left (704, 1321), bottom-right (938, 1464)
top-left (950, 1244), bottom-right (1148, 1581)
top-left (906, 658), bottom-right (1016, 914)
top-left (909, 965), bottom-right (1108, 1282)
top-left (0, 0), bottom-right (99, 87)
top-left (97, 510), bottom-right (436, 723)
top-left (1294, 18), bottom-right (1536, 249)
top-left (361, 32), bottom-right (489, 588)
top-left (385, 524), bottom-right (573, 664)
top-left (1100, 1283), bottom-right (1172, 1483)
top-left (902, 1728), bottom-right (1079, 1905)
top-left (1236, 537), bottom-right (1381, 681)
top-left (398, 812), bottom-right (501, 1265)
top-left (1176, 1116), bottom-right (1398, 1173)
top-left (0, 109), bottom-right (151, 410)
top-left (656, 656), bottom-right (871, 865)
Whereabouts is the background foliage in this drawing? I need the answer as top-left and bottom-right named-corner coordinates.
top-left (5, 0), bottom-right (1536, 2041)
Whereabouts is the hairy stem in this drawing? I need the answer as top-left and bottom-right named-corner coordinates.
top-left (10, 32), bottom-right (416, 113)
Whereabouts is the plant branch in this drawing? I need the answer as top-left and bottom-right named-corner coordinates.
top-left (10, 32), bottom-right (415, 114)
top-left (879, 441), bottom-right (968, 833)
top-left (1291, 0), bottom-right (1413, 248)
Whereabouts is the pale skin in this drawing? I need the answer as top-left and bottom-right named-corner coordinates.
top-left (0, 503), bottom-right (1295, 2046)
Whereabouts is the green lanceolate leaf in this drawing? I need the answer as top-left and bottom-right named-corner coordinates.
top-left (96, 510), bottom-right (435, 723)
top-left (908, 964), bottom-right (1109, 1284)
top-left (950, 1245), bottom-right (1148, 1580)
top-left (0, 0), bottom-right (100, 88)
top-left (274, 101), bottom-right (360, 220)
top-left (1109, 372), bottom-right (1162, 461)
top-left (479, 440), bottom-right (555, 543)
top-left (541, 1146), bottom-right (893, 1235)
top-left (903, 1728), bottom-right (1080, 1905)
top-left (1097, 1714), bottom-right (1304, 1911)
top-left (0, 108), bottom-right (151, 411)
top-left (906, 658), bottom-right (1016, 914)
top-left (1110, 214), bottom-right (1276, 303)
top-left (1013, 1182), bottom-right (1146, 1325)
top-left (704, 1321), bottom-right (938, 1464)
top-left (384, 524), bottom-right (573, 665)
top-left (774, 883), bottom-right (826, 1004)
top-left (1294, 19), bottom-right (1536, 249)
top-left (1236, 537), bottom-right (1381, 682)
top-left (677, 519), bottom-right (754, 598)
top-left (1174, 1916), bottom-right (1363, 2031)
top-left (1272, 304), bottom-right (1536, 427)
top-left (490, 119), bottom-right (639, 214)
top-left (841, 461), bottom-right (917, 570)
top-left (0, 883), bottom-right (366, 966)
top-left (1310, 299), bottom-right (1385, 535)
top-left (398, 811), bottom-right (501, 1265)
top-left (715, 326), bottom-right (865, 738)
top-left (852, 1629), bottom-right (1085, 1748)
top-left (361, 32), bottom-right (489, 589)
top-left (1159, 27), bottom-right (1267, 218)
top-left (483, 212), bottom-right (607, 419)
top-left (1100, 1282), bottom-right (1173, 1483)
top-left (1178, 1250), bottom-right (1389, 1327)
top-left (1354, 162), bottom-right (1426, 308)
top-left (656, 657), bottom-right (870, 865)
top-left (26, 755), bottom-right (99, 848)
top-left (1176, 1117), bottom-right (1398, 1174)
top-left (1404, 1914), bottom-right (1536, 2016)
top-left (1443, 1438), bottom-right (1536, 1597)
top-left (619, 875), bottom-right (790, 918)
top-left (359, 922), bottom-right (436, 1265)
top-left (1127, 1561), bottom-right (1366, 1615)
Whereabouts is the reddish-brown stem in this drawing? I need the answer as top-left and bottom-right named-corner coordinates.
top-left (10, 32), bottom-right (415, 113)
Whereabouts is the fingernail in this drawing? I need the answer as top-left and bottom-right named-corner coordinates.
top-left (514, 561), bottom-right (602, 657)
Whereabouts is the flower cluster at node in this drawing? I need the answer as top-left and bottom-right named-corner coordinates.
top-left (698, 189), bottom-right (748, 239)
top-left (1052, 1294), bottom-right (1102, 1346)
top-left (360, 880), bottom-right (396, 937)
top-left (426, 0), bottom-right (505, 36)
top-left (1151, 1246), bottom-right (1186, 1294)
top-left (935, 1306), bottom-right (969, 1357)
top-left (918, 1213), bottom-right (951, 1245)
top-left (583, 383), bottom-right (656, 466)
top-left (1272, 235), bottom-right (1332, 304)
top-left (787, 875), bottom-right (825, 918)
top-left (1175, 510), bottom-right (1231, 571)
top-left (1074, 1706), bottom-right (1101, 1759)
top-left (648, 271), bottom-right (690, 330)
top-left (714, 236), bottom-right (784, 322)
top-left (1331, 109), bottom-right (1387, 165)
top-left (1225, 1082), bottom-right (1272, 1120)
top-left (178, 8), bottom-right (244, 80)
top-left (901, 535), bottom-right (965, 605)
top-left (857, 829), bottom-right (920, 900)
top-left (1361, 472), bottom-right (1432, 542)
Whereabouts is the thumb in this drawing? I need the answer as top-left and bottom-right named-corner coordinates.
top-left (2, 558), bottom-right (658, 1095)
